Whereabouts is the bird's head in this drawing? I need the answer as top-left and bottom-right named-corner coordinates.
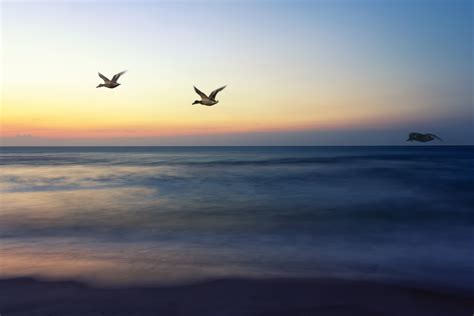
top-left (192, 100), bottom-right (201, 105)
top-left (406, 133), bottom-right (417, 141)
top-left (96, 84), bottom-right (104, 88)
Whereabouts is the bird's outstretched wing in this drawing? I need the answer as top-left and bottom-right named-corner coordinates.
top-left (194, 86), bottom-right (208, 99)
top-left (428, 134), bottom-right (443, 142)
top-left (98, 72), bottom-right (110, 82)
top-left (209, 85), bottom-right (226, 100)
top-left (112, 70), bottom-right (127, 83)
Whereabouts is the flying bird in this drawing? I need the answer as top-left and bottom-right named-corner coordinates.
top-left (96, 71), bottom-right (127, 88)
top-left (193, 85), bottom-right (227, 106)
top-left (406, 132), bottom-right (443, 143)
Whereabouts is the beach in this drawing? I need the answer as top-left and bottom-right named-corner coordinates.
top-left (1, 277), bottom-right (473, 316)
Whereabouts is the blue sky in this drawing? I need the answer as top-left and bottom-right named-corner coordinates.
top-left (1, 0), bottom-right (472, 145)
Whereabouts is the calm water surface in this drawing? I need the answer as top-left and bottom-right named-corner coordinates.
top-left (0, 146), bottom-right (473, 290)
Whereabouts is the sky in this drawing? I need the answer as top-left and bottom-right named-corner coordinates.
top-left (0, 0), bottom-right (472, 145)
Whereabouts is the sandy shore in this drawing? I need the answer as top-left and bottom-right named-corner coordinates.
top-left (0, 277), bottom-right (472, 316)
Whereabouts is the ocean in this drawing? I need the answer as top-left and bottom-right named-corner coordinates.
top-left (0, 146), bottom-right (473, 291)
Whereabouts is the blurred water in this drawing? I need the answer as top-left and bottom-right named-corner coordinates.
top-left (0, 146), bottom-right (473, 289)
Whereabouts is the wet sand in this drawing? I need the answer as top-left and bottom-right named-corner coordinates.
top-left (0, 277), bottom-right (472, 316)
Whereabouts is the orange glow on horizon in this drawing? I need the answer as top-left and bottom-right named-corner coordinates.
top-left (1, 114), bottom-right (427, 139)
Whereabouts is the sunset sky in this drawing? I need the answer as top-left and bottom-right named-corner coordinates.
top-left (1, 0), bottom-right (472, 145)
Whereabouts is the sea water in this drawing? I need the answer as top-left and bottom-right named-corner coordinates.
top-left (0, 146), bottom-right (473, 290)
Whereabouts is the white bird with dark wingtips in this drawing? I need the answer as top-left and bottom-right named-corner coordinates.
top-left (96, 71), bottom-right (127, 89)
top-left (192, 85), bottom-right (227, 106)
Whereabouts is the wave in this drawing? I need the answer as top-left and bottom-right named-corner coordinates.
top-left (1, 151), bottom-right (473, 167)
